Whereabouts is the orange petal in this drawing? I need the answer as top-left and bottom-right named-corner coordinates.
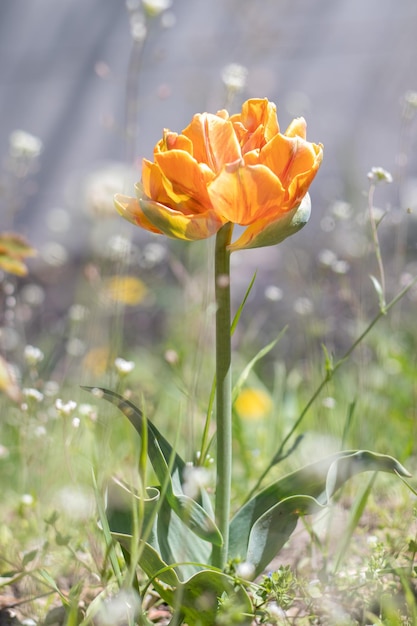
top-left (142, 159), bottom-right (174, 207)
top-left (260, 134), bottom-right (322, 187)
top-left (207, 162), bottom-right (286, 225)
top-left (155, 150), bottom-right (215, 213)
top-left (182, 113), bottom-right (241, 172)
top-left (114, 194), bottom-right (163, 234)
top-left (229, 193), bottom-right (311, 251)
top-left (155, 131), bottom-right (193, 154)
top-left (284, 117), bottom-right (307, 139)
top-left (140, 200), bottom-right (224, 241)
top-left (230, 98), bottom-right (279, 144)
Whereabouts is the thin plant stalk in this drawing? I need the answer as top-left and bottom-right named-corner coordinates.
top-left (212, 222), bottom-right (233, 569)
top-left (368, 182), bottom-right (386, 309)
top-left (247, 273), bottom-right (417, 499)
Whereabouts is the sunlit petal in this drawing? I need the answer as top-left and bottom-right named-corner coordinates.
top-left (182, 113), bottom-right (241, 172)
top-left (155, 150), bottom-right (215, 211)
top-left (229, 193), bottom-right (311, 251)
top-left (284, 117), bottom-right (307, 139)
top-left (140, 199), bottom-right (224, 241)
top-left (114, 194), bottom-right (162, 233)
top-left (208, 161), bottom-right (286, 225)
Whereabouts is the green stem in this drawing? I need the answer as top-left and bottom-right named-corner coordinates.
top-left (212, 223), bottom-right (233, 570)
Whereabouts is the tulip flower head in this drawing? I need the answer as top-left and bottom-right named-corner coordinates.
top-left (115, 98), bottom-right (323, 250)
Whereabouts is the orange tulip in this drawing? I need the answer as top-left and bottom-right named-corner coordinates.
top-left (114, 98), bottom-right (323, 250)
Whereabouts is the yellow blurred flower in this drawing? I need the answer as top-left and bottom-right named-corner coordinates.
top-left (234, 387), bottom-right (273, 421)
top-left (82, 346), bottom-right (113, 377)
top-left (103, 275), bottom-right (147, 306)
top-left (0, 354), bottom-right (21, 403)
top-left (0, 232), bottom-right (36, 276)
top-left (115, 98), bottom-right (323, 250)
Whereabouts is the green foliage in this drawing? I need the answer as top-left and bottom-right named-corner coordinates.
top-left (85, 387), bottom-right (412, 622)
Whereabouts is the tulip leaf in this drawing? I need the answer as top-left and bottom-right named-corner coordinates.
top-left (83, 387), bottom-right (222, 548)
top-left (153, 569), bottom-right (253, 626)
top-left (245, 495), bottom-right (322, 576)
top-left (229, 450), bottom-right (410, 569)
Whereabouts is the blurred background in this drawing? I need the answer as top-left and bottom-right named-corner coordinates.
top-left (0, 0), bottom-right (417, 373)
top-left (1, 0), bottom-right (417, 244)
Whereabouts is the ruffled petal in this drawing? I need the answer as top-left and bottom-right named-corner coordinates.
top-left (155, 150), bottom-right (215, 213)
top-left (140, 200), bottom-right (225, 241)
top-left (259, 134), bottom-right (322, 188)
top-left (230, 98), bottom-right (280, 149)
top-left (182, 113), bottom-right (241, 172)
top-left (114, 194), bottom-right (163, 234)
top-left (229, 193), bottom-right (311, 251)
top-left (141, 159), bottom-right (174, 207)
top-left (207, 161), bottom-right (286, 225)
top-left (284, 117), bottom-right (307, 139)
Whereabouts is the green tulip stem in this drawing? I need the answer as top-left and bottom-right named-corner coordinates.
top-left (212, 222), bottom-right (233, 570)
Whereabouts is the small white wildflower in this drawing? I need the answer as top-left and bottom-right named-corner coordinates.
top-left (107, 235), bottom-right (133, 260)
top-left (322, 396), bottom-right (336, 409)
top-left (78, 403), bottom-right (98, 421)
top-left (68, 304), bottom-right (89, 322)
top-left (318, 248), bottom-right (337, 267)
top-left (54, 486), bottom-right (94, 521)
top-left (164, 349), bottom-right (179, 365)
top-left (55, 399), bottom-right (77, 417)
top-left (9, 130), bottom-right (43, 159)
top-left (66, 337), bottom-right (85, 357)
top-left (130, 13), bottom-right (147, 42)
top-left (404, 90), bottom-right (417, 107)
top-left (34, 425), bottom-right (47, 438)
top-left (114, 357), bottom-right (135, 376)
top-left (43, 380), bottom-right (60, 397)
top-left (367, 534), bottom-right (378, 547)
top-left (235, 561), bottom-right (255, 581)
top-left (0, 444), bottom-right (10, 459)
top-left (294, 296), bottom-right (314, 315)
top-left (331, 200), bottom-right (352, 220)
top-left (40, 241), bottom-right (68, 267)
top-left (22, 388), bottom-right (44, 403)
top-left (24, 345), bottom-right (44, 367)
top-left (20, 283), bottom-right (45, 306)
top-left (21, 493), bottom-right (34, 506)
top-left (142, 0), bottom-right (172, 17)
top-left (96, 589), bottom-right (140, 626)
top-left (264, 285), bottom-right (283, 302)
top-left (182, 464), bottom-right (211, 499)
top-left (72, 417), bottom-right (81, 429)
top-left (331, 259), bottom-right (350, 275)
top-left (221, 63), bottom-right (248, 92)
top-left (141, 242), bottom-right (166, 267)
top-left (367, 166), bottom-right (393, 184)
top-left (267, 602), bottom-right (286, 619)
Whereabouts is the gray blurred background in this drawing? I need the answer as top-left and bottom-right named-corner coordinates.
top-left (1, 0), bottom-right (417, 318)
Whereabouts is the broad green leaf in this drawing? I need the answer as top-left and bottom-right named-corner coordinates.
top-left (155, 569), bottom-right (253, 626)
top-left (108, 481), bottom-right (212, 580)
top-left (229, 450), bottom-right (410, 565)
top-left (245, 494), bottom-right (322, 576)
top-left (83, 387), bottom-right (222, 547)
top-left (106, 479), bottom-right (160, 550)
